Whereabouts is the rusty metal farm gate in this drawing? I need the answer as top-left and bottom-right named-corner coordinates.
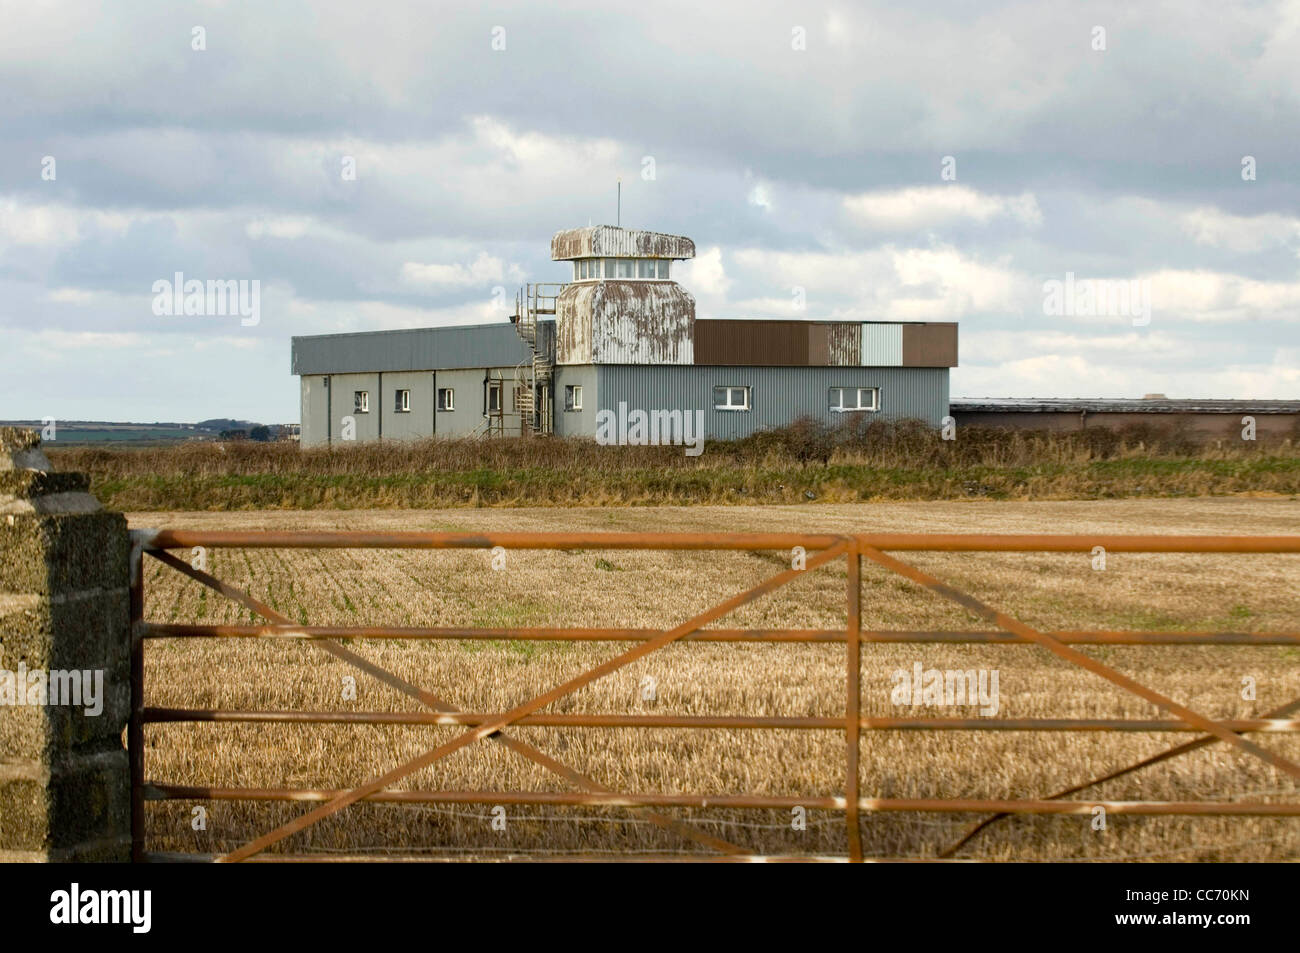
top-left (128, 530), bottom-right (1300, 862)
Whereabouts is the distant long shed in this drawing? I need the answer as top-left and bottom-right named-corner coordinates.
top-left (291, 225), bottom-right (957, 445)
top-left (950, 397), bottom-right (1300, 440)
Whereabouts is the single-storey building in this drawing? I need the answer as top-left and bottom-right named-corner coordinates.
top-left (291, 225), bottom-right (958, 446)
top-left (949, 397), bottom-right (1300, 441)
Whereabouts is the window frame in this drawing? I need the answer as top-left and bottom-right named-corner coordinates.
top-left (829, 386), bottom-right (880, 413)
top-left (437, 387), bottom-right (454, 412)
top-left (394, 389), bottom-right (411, 413)
top-left (564, 384), bottom-right (583, 412)
top-left (713, 385), bottom-right (752, 412)
top-left (487, 381), bottom-right (503, 414)
top-left (354, 390), bottom-right (369, 414)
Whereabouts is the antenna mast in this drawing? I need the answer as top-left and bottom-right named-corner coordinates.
top-left (617, 177), bottom-right (621, 227)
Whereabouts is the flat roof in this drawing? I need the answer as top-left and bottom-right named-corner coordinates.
top-left (951, 398), bottom-right (1300, 414)
top-left (291, 322), bottom-right (530, 375)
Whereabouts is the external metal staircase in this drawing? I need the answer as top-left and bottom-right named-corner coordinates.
top-left (511, 283), bottom-right (563, 436)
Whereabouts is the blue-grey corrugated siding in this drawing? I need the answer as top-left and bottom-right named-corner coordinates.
top-left (597, 365), bottom-right (948, 439)
top-left (292, 323), bottom-right (530, 375)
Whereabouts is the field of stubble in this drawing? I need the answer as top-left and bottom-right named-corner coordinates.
top-left (132, 498), bottom-right (1300, 861)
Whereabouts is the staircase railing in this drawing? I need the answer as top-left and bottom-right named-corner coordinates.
top-left (512, 283), bottom-right (564, 436)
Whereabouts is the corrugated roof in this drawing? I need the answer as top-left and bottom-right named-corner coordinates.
top-left (291, 322), bottom-right (531, 375)
top-left (951, 398), bottom-right (1300, 414)
top-left (551, 226), bottom-right (695, 260)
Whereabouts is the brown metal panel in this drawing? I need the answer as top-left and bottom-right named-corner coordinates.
top-left (901, 323), bottom-right (958, 367)
top-left (693, 320), bottom-right (812, 365)
top-left (808, 323), bottom-right (830, 365)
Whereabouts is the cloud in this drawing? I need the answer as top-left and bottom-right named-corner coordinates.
top-left (1180, 207), bottom-right (1300, 253)
top-left (1147, 269), bottom-right (1300, 321)
top-left (728, 245), bottom-right (1025, 319)
top-left (843, 186), bottom-right (1042, 231)
top-left (245, 217), bottom-right (315, 240)
top-left (400, 252), bottom-right (517, 288)
top-left (677, 247), bottom-right (731, 298)
top-left (2, 1), bottom-right (1299, 419)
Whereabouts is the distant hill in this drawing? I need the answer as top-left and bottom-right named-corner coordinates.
top-left (194, 418), bottom-right (262, 433)
top-left (0, 419), bottom-right (292, 447)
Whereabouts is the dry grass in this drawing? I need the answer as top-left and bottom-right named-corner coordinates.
top-left (132, 499), bottom-right (1300, 861)
top-left (52, 419), bottom-right (1300, 510)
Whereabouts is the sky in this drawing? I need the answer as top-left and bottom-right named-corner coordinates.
top-left (2, 0), bottom-right (1298, 423)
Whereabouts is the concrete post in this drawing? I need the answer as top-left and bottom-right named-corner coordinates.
top-left (0, 427), bottom-right (131, 861)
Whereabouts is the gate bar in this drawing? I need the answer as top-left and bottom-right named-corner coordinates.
top-left (136, 529), bottom-right (1300, 553)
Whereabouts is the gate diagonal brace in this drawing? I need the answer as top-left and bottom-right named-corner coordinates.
top-left (219, 541), bottom-right (852, 863)
top-left (144, 549), bottom-right (751, 858)
top-left (858, 546), bottom-right (1300, 784)
top-left (939, 690), bottom-right (1300, 858)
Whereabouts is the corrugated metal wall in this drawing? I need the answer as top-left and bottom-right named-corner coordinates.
top-left (694, 320), bottom-right (811, 365)
top-left (901, 323), bottom-right (958, 366)
top-left (861, 325), bottom-right (903, 365)
top-left (827, 323), bottom-right (861, 365)
top-left (693, 320), bottom-right (955, 368)
top-left (556, 282), bottom-right (695, 365)
top-left (597, 365), bottom-right (949, 440)
top-left (551, 226), bottom-right (695, 260)
top-left (292, 323), bottom-right (529, 375)
top-left (552, 365), bottom-right (598, 437)
top-left (299, 367), bottom-right (527, 445)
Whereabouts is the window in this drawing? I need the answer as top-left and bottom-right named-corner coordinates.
top-left (437, 388), bottom-right (454, 411)
top-left (713, 385), bottom-right (751, 411)
top-left (829, 386), bottom-right (879, 412)
top-left (487, 381), bottom-right (502, 414)
top-left (590, 258), bottom-right (670, 280)
top-left (354, 391), bottom-right (369, 413)
top-left (394, 389), bottom-right (411, 413)
top-left (564, 384), bottom-right (583, 411)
